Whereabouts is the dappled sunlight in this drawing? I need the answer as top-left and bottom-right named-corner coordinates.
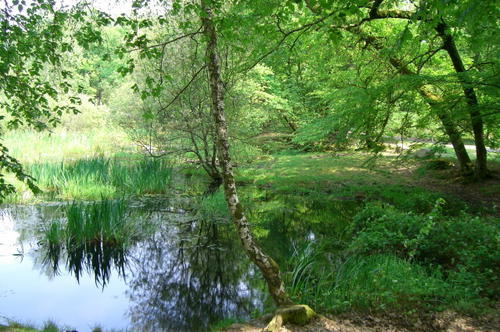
top-left (1, 0), bottom-right (497, 330)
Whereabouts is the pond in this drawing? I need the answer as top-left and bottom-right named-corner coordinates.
top-left (0, 200), bottom-right (267, 332)
top-left (0, 195), bottom-right (359, 332)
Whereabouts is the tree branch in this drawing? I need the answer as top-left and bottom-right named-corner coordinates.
top-left (128, 26), bottom-right (203, 52)
top-left (156, 64), bottom-right (207, 115)
top-left (240, 11), bottom-right (336, 73)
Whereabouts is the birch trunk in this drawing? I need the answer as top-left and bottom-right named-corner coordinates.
top-left (200, 0), bottom-right (292, 306)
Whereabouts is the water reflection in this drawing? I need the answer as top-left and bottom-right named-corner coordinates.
top-left (39, 233), bottom-right (129, 288)
top-left (1, 193), bottom-right (358, 331)
top-left (10, 202), bottom-right (264, 331)
top-left (253, 194), bottom-right (360, 264)
top-left (128, 218), bottom-right (264, 331)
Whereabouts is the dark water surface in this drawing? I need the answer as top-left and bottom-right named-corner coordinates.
top-left (0, 195), bottom-right (358, 331)
top-left (0, 201), bottom-right (265, 332)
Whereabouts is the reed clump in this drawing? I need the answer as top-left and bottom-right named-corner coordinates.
top-left (42, 199), bottom-right (136, 285)
top-left (7, 156), bottom-right (173, 202)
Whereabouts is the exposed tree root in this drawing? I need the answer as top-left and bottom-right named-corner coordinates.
top-left (263, 305), bottom-right (316, 332)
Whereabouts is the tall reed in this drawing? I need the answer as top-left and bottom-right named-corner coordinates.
top-left (42, 199), bottom-right (134, 285)
top-left (7, 156), bottom-right (173, 202)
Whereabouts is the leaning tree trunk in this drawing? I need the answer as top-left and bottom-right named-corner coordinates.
top-left (436, 22), bottom-right (488, 179)
top-left (389, 57), bottom-right (473, 175)
top-left (200, 0), bottom-right (292, 306)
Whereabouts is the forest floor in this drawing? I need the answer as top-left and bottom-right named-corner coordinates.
top-left (236, 151), bottom-right (500, 213)
top-left (220, 151), bottom-right (500, 332)
top-left (222, 309), bottom-right (500, 332)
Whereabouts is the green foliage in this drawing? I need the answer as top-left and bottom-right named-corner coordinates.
top-left (0, 0), bottom-right (498, 324)
top-left (286, 247), bottom-right (449, 313)
top-left (348, 203), bottom-right (436, 258)
top-left (347, 202), bottom-right (499, 303)
top-left (324, 254), bottom-right (448, 313)
top-left (0, 1), bottom-right (110, 199)
top-left (346, 185), bottom-right (466, 214)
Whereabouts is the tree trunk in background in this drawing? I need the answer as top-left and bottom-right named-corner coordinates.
top-left (389, 58), bottom-right (473, 175)
top-left (419, 87), bottom-right (473, 176)
top-left (200, 0), bottom-right (292, 306)
top-left (342, 28), bottom-right (474, 176)
top-left (436, 22), bottom-right (488, 179)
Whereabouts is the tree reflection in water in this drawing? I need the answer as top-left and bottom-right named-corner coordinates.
top-left (127, 217), bottom-right (265, 331)
top-left (38, 207), bottom-right (265, 331)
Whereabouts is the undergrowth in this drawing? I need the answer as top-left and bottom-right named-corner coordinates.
top-left (285, 200), bottom-right (499, 315)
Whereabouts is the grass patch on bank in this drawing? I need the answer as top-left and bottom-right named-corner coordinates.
top-left (4, 128), bottom-right (131, 163)
top-left (236, 152), bottom-right (405, 194)
top-left (0, 320), bottom-right (59, 332)
top-left (5, 156), bottom-right (172, 203)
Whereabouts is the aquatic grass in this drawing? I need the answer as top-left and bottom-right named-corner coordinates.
top-left (42, 199), bottom-right (137, 286)
top-left (288, 242), bottom-right (319, 297)
top-left (44, 220), bottom-right (64, 272)
top-left (7, 156), bottom-right (173, 202)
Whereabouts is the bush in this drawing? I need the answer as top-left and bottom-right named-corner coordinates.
top-left (417, 216), bottom-right (499, 298)
top-left (348, 202), bottom-right (499, 302)
top-left (348, 203), bottom-right (435, 258)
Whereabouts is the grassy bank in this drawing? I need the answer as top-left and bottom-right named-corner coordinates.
top-left (0, 321), bottom-right (59, 332)
top-left (0, 321), bottom-right (105, 332)
top-left (3, 130), bottom-right (499, 327)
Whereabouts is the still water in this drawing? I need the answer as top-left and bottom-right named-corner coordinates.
top-left (0, 201), bottom-right (265, 332)
top-left (0, 195), bottom-right (357, 332)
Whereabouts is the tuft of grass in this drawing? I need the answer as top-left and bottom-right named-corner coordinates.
top-left (208, 318), bottom-right (244, 332)
top-left (286, 248), bottom-right (449, 313)
top-left (0, 320), bottom-right (61, 332)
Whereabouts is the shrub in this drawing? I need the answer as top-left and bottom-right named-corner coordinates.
top-left (348, 202), bottom-right (499, 302)
top-left (348, 203), bottom-right (435, 258)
